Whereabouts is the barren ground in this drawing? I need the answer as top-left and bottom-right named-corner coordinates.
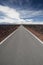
top-left (0, 25), bottom-right (19, 42)
top-left (24, 25), bottom-right (43, 41)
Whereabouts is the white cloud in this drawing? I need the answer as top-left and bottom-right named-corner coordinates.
top-left (0, 5), bottom-right (20, 19)
top-left (0, 17), bottom-right (22, 24)
top-left (18, 19), bottom-right (33, 24)
top-left (0, 5), bottom-right (23, 24)
top-left (0, 5), bottom-right (33, 24)
top-left (32, 22), bottom-right (43, 24)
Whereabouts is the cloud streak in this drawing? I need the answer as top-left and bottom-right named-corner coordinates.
top-left (0, 0), bottom-right (43, 10)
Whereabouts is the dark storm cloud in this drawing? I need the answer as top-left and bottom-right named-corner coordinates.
top-left (0, 0), bottom-right (43, 10)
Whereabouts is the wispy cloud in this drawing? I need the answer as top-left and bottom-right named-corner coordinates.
top-left (18, 9), bottom-right (43, 23)
top-left (19, 10), bottom-right (43, 19)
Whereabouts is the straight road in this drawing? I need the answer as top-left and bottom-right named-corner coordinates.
top-left (0, 26), bottom-right (43, 65)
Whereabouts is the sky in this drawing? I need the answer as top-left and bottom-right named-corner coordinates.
top-left (0, 0), bottom-right (43, 24)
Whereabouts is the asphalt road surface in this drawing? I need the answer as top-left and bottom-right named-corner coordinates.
top-left (0, 26), bottom-right (43, 65)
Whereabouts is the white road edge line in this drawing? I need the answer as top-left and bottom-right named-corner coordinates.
top-left (23, 26), bottom-right (43, 44)
top-left (0, 26), bottom-right (20, 45)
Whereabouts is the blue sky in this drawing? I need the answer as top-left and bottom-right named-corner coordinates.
top-left (0, 0), bottom-right (43, 24)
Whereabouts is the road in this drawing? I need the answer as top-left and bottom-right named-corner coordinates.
top-left (0, 25), bottom-right (43, 65)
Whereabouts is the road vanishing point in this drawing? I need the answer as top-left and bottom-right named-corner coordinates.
top-left (0, 25), bottom-right (43, 65)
